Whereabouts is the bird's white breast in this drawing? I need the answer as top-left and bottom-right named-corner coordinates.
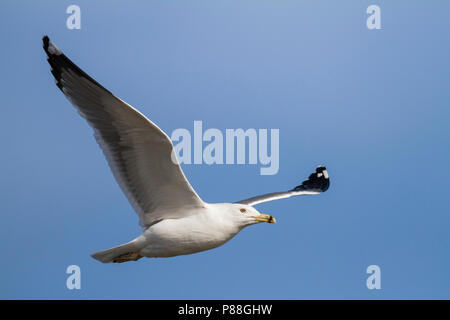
top-left (139, 207), bottom-right (242, 258)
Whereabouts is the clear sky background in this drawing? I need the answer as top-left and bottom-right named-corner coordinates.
top-left (1, 0), bottom-right (449, 299)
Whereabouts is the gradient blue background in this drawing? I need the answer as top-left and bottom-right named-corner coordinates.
top-left (1, 0), bottom-right (449, 299)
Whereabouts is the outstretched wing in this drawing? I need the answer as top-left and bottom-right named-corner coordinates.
top-left (43, 36), bottom-right (205, 229)
top-left (236, 166), bottom-right (330, 206)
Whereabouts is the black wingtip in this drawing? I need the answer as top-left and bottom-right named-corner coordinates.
top-left (42, 35), bottom-right (62, 57)
top-left (292, 166), bottom-right (330, 193)
top-left (42, 35), bottom-right (65, 91)
top-left (42, 35), bottom-right (49, 50)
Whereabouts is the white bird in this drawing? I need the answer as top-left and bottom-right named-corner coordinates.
top-left (43, 36), bottom-right (330, 263)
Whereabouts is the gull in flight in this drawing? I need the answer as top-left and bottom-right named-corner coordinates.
top-left (42, 36), bottom-right (330, 263)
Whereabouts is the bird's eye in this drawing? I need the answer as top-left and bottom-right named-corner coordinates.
top-left (240, 208), bottom-right (247, 213)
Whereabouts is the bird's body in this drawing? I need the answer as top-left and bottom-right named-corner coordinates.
top-left (42, 36), bottom-right (330, 263)
top-left (92, 203), bottom-right (265, 262)
top-left (141, 204), bottom-right (244, 257)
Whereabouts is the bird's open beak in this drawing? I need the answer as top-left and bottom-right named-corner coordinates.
top-left (254, 213), bottom-right (276, 223)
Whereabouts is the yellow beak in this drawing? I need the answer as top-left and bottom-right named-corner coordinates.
top-left (253, 213), bottom-right (276, 223)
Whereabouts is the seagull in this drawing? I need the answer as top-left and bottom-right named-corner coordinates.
top-left (42, 36), bottom-right (330, 263)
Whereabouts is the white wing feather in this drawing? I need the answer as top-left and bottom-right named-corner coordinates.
top-left (43, 36), bottom-right (205, 230)
top-left (236, 166), bottom-right (329, 206)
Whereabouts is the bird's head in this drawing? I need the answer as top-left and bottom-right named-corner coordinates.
top-left (227, 203), bottom-right (276, 227)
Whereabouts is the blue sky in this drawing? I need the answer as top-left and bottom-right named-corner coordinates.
top-left (1, 0), bottom-right (450, 299)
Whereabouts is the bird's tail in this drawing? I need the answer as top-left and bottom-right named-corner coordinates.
top-left (91, 239), bottom-right (143, 263)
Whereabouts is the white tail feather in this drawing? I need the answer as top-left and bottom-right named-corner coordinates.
top-left (91, 239), bottom-right (141, 263)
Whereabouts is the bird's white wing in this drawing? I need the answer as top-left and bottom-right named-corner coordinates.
top-left (236, 166), bottom-right (329, 206)
top-left (43, 36), bottom-right (205, 229)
